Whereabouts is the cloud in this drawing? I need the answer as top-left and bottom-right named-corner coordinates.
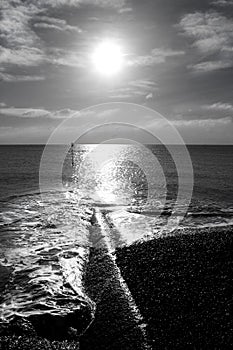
top-left (129, 48), bottom-right (185, 67)
top-left (0, 1), bottom-right (44, 69)
top-left (0, 108), bottom-right (50, 119)
top-left (145, 93), bottom-right (153, 100)
top-left (190, 60), bottom-right (232, 72)
top-left (0, 107), bottom-right (78, 119)
top-left (173, 102), bottom-right (233, 123)
top-left (173, 117), bottom-right (232, 127)
top-left (179, 11), bottom-right (233, 72)
top-left (108, 79), bottom-right (158, 99)
top-left (34, 0), bottom-right (126, 9)
top-left (52, 109), bottom-right (78, 118)
top-left (203, 102), bottom-right (233, 112)
top-left (0, 0), bottom-right (128, 79)
top-left (0, 2), bottom-right (39, 48)
top-left (81, 0), bottom-right (126, 8)
top-left (0, 1), bottom-right (83, 72)
top-left (34, 22), bottom-right (78, 32)
top-left (118, 7), bottom-right (132, 13)
top-left (0, 45), bottom-right (86, 70)
top-left (128, 80), bottom-right (158, 90)
top-left (0, 72), bottom-right (45, 82)
top-left (48, 48), bottom-right (86, 68)
top-left (179, 12), bottom-right (233, 53)
top-left (211, 0), bottom-right (233, 6)
top-left (0, 46), bottom-right (45, 66)
top-left (33, 16), bottom-right (82, 33)
top-left (0, 103), bottom-right (7, 107)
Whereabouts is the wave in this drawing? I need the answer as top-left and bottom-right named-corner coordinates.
top-left (0, 187), bottom-right (72, 203)
top-left (0, 190), bottom-right (95, 339)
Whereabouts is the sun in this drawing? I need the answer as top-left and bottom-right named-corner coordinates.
top-left (91, 40), bottom-right (124, 76)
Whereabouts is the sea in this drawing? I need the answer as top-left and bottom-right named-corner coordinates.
top-left (0, 144), bottom-right (232, 220)
top-left (0, 144), bottom-right (232, 324)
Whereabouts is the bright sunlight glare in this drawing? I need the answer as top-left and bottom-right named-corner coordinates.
top-left (91, 40), bottom-right (124, 76)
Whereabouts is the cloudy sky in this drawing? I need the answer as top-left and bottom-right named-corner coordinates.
top-left (0, 0), bottom-right (233, 144)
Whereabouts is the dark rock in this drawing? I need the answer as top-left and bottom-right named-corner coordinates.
top-left (0, 317), bottom-right (36, 337)
top-left (27, 299), bottom-right (95, 341)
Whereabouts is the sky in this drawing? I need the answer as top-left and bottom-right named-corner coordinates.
top-left (0, 0), bottom-right (233, 144)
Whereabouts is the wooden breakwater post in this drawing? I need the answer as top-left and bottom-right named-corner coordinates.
top-left (71, 142), bottom-right (74, 168)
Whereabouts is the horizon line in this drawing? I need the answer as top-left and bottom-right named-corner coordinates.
top-left (0, 143), bottom-right (232, 146)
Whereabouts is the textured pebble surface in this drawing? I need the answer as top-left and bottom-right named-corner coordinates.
top-left (115, 226), bottom-right (233, 349)
top-left (0, 213), bottom-right (232, 349)
top-left (81, 225), bottom-right (233, 349)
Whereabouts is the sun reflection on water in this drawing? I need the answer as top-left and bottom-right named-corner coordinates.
top-left (74, 144), bottom-right (151, 205)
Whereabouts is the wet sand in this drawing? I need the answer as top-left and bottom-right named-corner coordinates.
top-left (1, 221), bottom-right (232, 349)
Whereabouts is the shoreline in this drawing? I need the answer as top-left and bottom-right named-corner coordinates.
top-left (1, 224), bottom-right (232, 349)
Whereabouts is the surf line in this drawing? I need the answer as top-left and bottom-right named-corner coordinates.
top-left (90, 208), bottom-right (152, 350)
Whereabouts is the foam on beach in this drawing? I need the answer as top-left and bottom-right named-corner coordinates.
top-left (0, 191), bottom-right (95, 339)
top-left (0, 188), bottom-right (232, 348)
